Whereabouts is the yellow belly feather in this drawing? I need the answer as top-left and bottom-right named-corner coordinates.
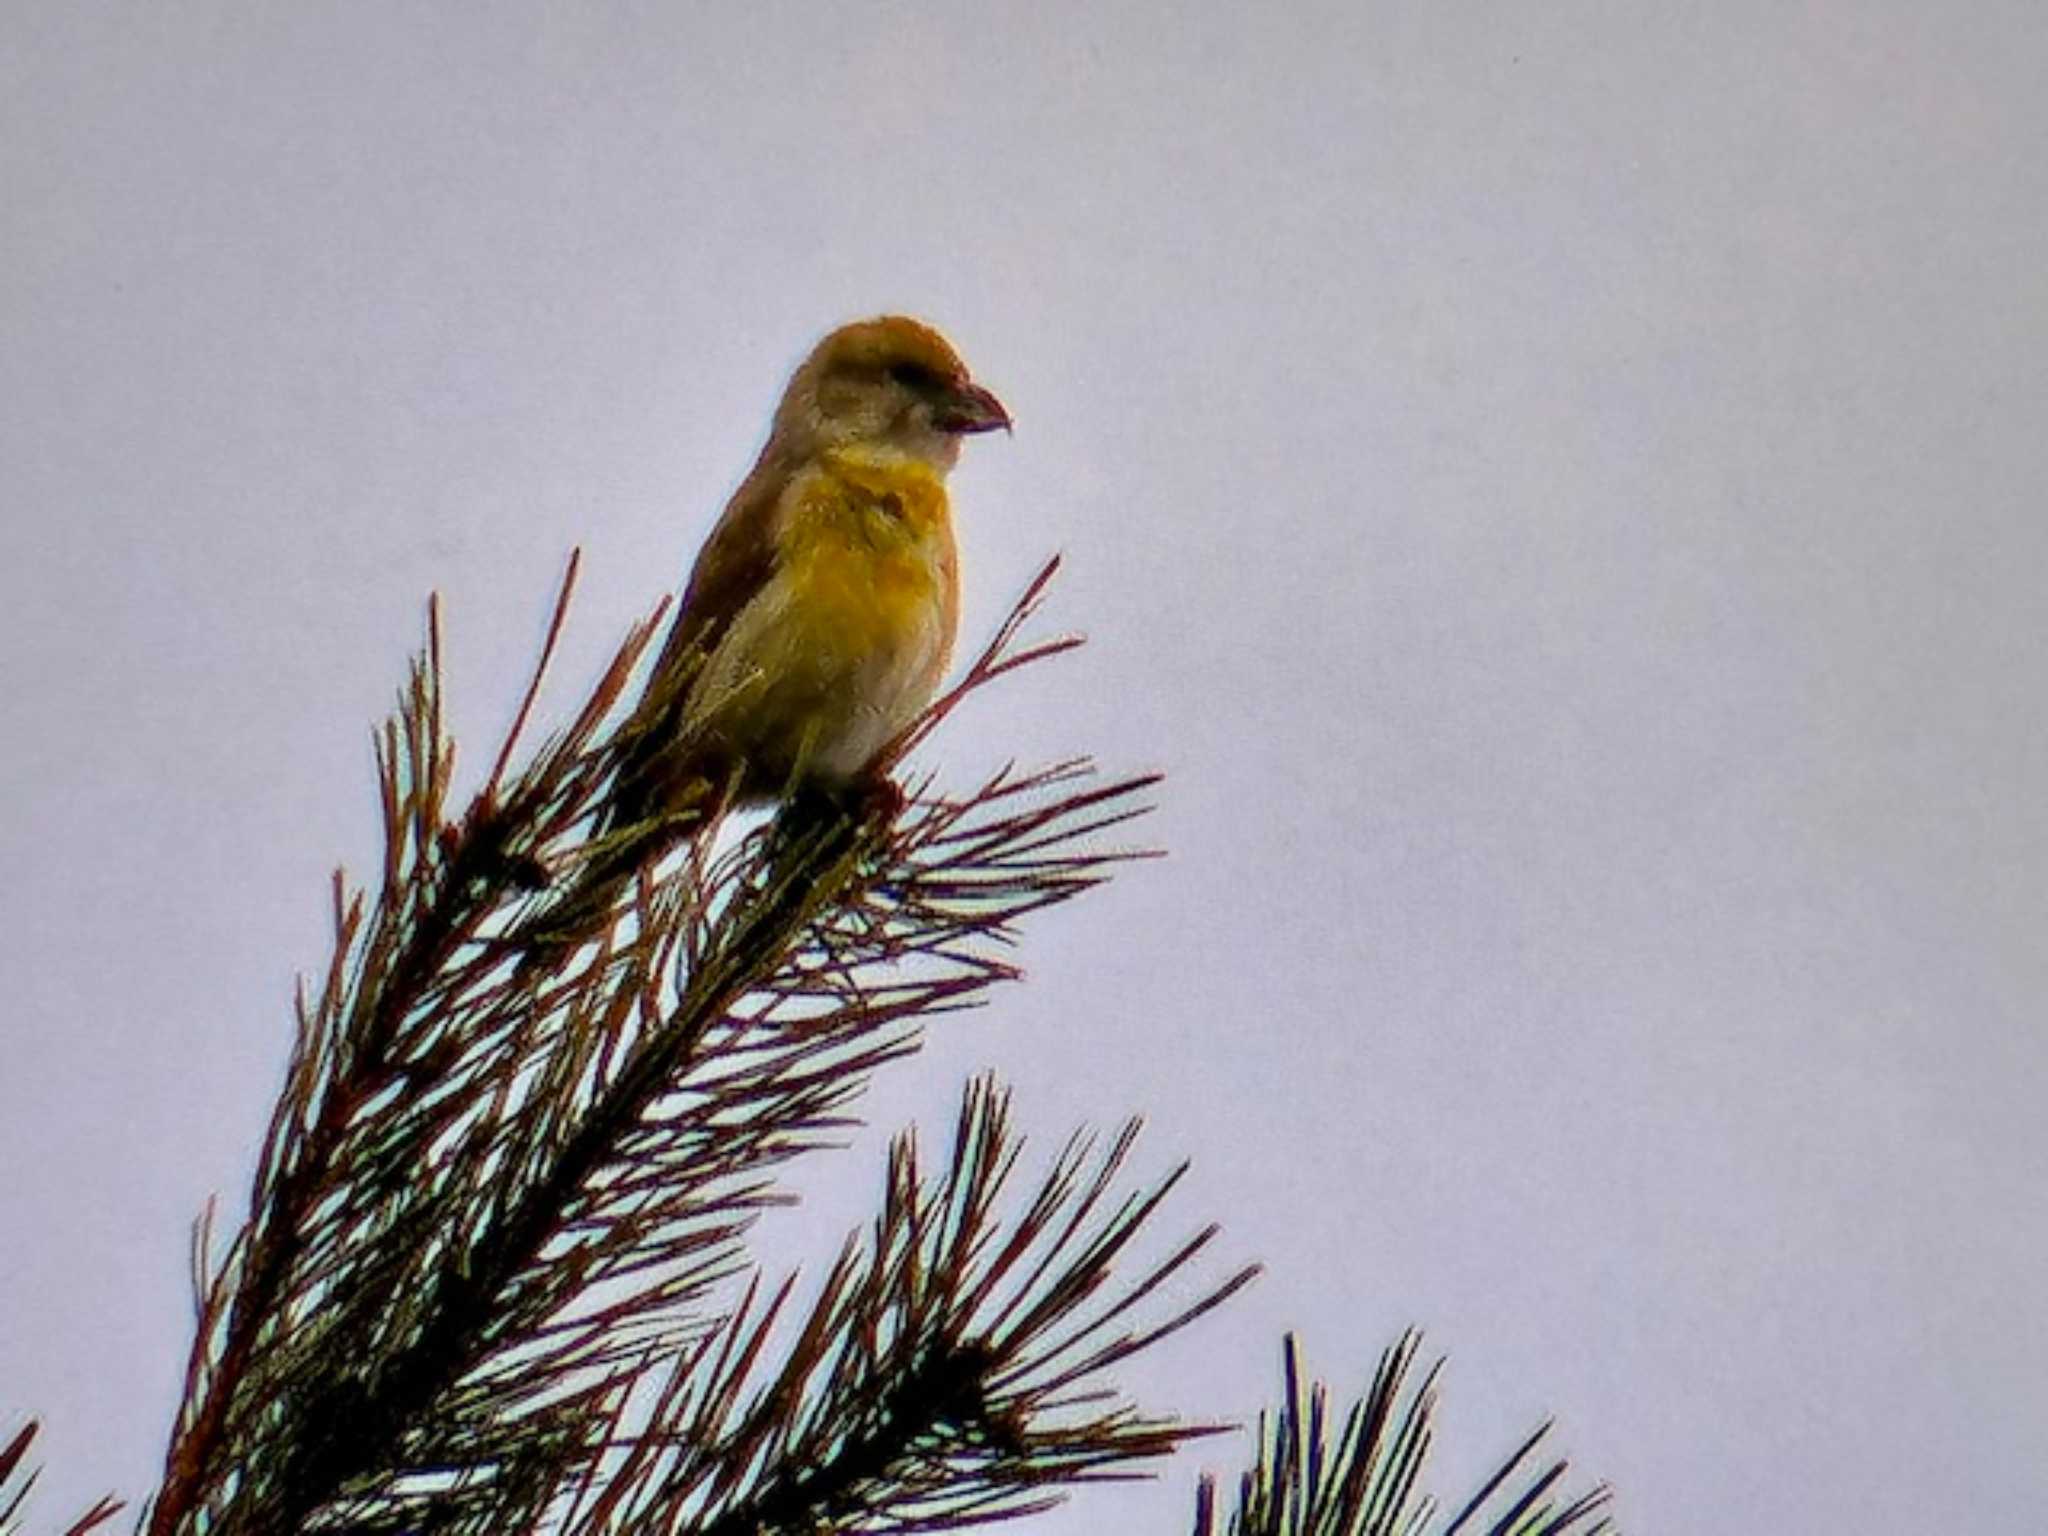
top-left (689, 450), bottom-right (958, 789)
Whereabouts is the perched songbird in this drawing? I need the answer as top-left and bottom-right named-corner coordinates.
top-left (526, 315), bottom-right (1010, 947)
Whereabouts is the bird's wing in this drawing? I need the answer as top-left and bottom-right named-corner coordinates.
top-left (606, 456), bottom-right (788, 830)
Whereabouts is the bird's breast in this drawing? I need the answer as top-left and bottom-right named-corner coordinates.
top-left (697, 453), bottom-right (959, 787)
top-left (791, 455), bottom-right (957, 660)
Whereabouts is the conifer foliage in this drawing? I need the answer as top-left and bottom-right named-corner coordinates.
top-left (5, 559), bottom-right (1613, 1535)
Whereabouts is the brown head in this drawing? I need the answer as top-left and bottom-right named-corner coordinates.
top-left (768, 315), bottom-right (1010, 472)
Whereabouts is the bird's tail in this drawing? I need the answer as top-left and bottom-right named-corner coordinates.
top-left (503, 775), bottom-right (902, 984)
top-left (503, 795), bottom-right (716, 980)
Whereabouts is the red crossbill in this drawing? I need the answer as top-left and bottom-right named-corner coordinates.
top-left (525, 315), bottom-right (1010, 948)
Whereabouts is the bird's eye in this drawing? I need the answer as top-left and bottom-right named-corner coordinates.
top-left (886, 361), bottom-right (942, 392)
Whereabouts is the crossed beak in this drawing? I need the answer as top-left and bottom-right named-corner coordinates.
top-left (934, 380), bottom-right (1012, 436)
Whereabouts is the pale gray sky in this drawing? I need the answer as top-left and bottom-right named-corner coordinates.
top-left (4, 4), bottom-right (2045, 1532)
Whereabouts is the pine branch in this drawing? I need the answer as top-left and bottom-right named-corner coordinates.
top-left (0, 1422), bottom-right (120, 1536)
top-left (558, 1074), bottom-right (1259, 1534)
top-left (101, 542), bottom-right (1622, 1536)
top-left (152, 553), bottom-right (662, 1536)
top-left (1190, 1337), bottom-right (1614, 1536)
top-left (146, 556), bottom-right (1184, 1536)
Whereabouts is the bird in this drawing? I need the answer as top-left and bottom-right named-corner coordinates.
top-left (519, 315), bottom-right (1010, 954)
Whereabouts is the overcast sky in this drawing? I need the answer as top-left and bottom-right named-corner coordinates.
top-left (4, 4), bottom-right (2045, 1532)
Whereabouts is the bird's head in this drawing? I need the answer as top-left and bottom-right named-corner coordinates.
top-left (771, 316), bottom-right (1010, 472)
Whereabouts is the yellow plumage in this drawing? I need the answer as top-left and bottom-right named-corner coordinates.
top-left (518, 316), bottom-right (1006, 953)
top-left (684, 445), bottom-right (960, 789)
